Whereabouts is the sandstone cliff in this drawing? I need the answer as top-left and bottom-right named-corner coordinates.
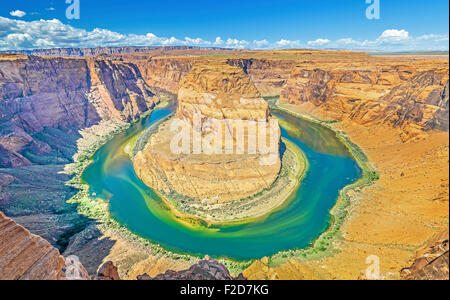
top-left (0, 210), bottom-right (128, 280)
top-left (0, 54), bottom-right (158, 167)
top-left (86, 59), bottom-right (157, 122)
top-left (280, 63), bottom-right (449, 137)
top-left (0, 211), bottom-right (88, 280)
top-left (134, 62), bottom-right (281, 203)
top-left (226, 58), bottom-right (295, 96)
top-left (140, 57), bottom-right (194, 94)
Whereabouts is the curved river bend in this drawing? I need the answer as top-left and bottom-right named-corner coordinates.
top-left (82, 107), bottom-right (362, 260)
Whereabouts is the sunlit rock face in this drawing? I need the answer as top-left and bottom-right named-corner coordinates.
top-left (0, 211), bottom-right (89, 280)
top-left (280, 64), bottom-right (449, 137)
top-left (134, 62), bottom-right (281, 203)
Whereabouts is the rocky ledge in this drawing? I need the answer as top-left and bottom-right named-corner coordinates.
top-left (137, 259), bottom-right (246, 280)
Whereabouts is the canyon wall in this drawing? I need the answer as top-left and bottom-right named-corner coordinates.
top-left (0, 54), bottom-right (158, 167)
top-left (0, 53), bottom-right (159, 275)
top-left (279, 62), bottom-right (449, 137)
top-left (226, 58), bottom-right (295, 96)
top-left (131, 57), bottom-right (295, 97)
top-left (3, 46), bottom-right (235, 57)
top-left (139, 57), bottom-right (194, 94)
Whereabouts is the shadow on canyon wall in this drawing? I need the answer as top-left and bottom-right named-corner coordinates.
top-left (0, 162), bottom-right (117, 275)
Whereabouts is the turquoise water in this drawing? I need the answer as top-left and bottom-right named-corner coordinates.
top-left (81, 108), bottom-right (362, 260)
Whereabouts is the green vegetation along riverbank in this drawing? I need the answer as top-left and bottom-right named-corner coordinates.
top-left (63, 99), bottom-right (378, 276)
top-left (268, 100), bottom-right (379, 266)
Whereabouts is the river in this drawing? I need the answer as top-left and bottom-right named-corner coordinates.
top-left (81, 106), bottom-right (361, 260)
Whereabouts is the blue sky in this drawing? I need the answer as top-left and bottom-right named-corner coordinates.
top-left (0, 0), bottom-right (448, 51)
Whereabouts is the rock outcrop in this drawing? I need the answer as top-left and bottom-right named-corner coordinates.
top-left (0, 211), bottom-right (66, 280)
top-left (134, 62), bottom-right (281, 202)
top-left (401, 229), bottom-right (449, 280)
top-left (280, 64), bottom-right (449, 137)
top-left (86, 59), bottom-right (157, 122)
top-left (93, 261), bottom-right (121, 280)
top-left (137, 259), bottom-right (246, 280)
top-left (139, 57), bottom-right (194, 94)
top-left (0, 210), bottom-right (126, 280)
top-left (0, 54), bottom-right (158, 167)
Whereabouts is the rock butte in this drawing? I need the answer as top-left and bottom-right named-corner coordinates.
top-left (133, 62), bottom-right (281, 202)
top-left (0, 48), bottom-right (448, 280)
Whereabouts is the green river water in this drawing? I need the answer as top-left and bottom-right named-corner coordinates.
top-left (81, 106), bottom-right (362, 260)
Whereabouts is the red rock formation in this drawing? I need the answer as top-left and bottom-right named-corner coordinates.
top-left (401, 229), bottom-right (449, 280)
top-left (0, 54), bottom-right (158, 167)
top-left (94, 261), bottom-right (120, 280)
top-left (226, 58), bottom-right (295, 96)
top-left (0, 211), bottom-right (66, 280)
top-left (280, 65), bottom-right (449, 135)
top-left (87, 58), bottom-right (157, 122)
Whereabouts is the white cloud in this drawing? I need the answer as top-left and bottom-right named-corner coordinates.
top-left (0, 16), bottom-right (255, 50)
top-left (225, 38), bottom-right (249, 48)
top-left (253, 39), bottom-right (270, 48)
top-left (214, 37), bottom-right (224, 45)
top-left (417, 34), bottom-right (449, 42)
top-left (336, 38), bottom-right (362, 46)
top-left (376, 29), bottom-right (410, 44)
top-left (307, 38), bottom-right (330, 47)
top-left (275, 39), bottom-right (301, 48)
top-left (9, 10), bottom-right (26, 18)
top-left (184, 37), bottom-right (211, 45)
top-left (0, 17), bottom-right (447, 52)
top-left (335, 29), bottom-right (448, 51)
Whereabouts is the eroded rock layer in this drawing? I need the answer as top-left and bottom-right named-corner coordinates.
top-left (280, 62), bottom-right (449, 137)
top-left (0, 211), bottom-right (66, 280)
top-left (134, 62), bottom-right (281, 202)
top-left (0, 54), bottom-right (158, 167)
